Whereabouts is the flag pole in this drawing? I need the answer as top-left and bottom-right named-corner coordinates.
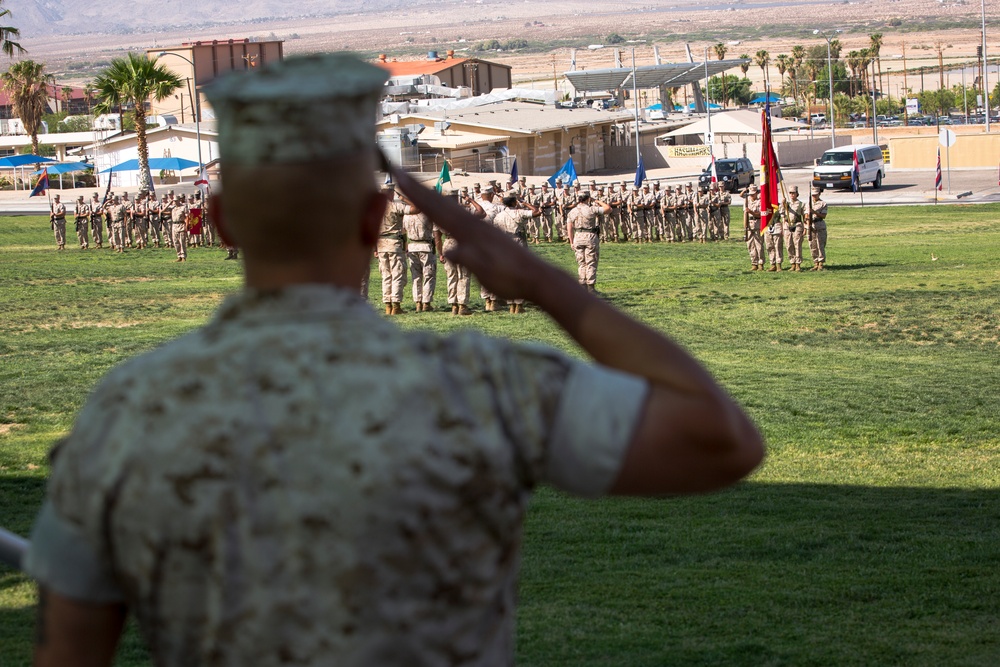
top-left (632, 48), bottom-right (641, 170)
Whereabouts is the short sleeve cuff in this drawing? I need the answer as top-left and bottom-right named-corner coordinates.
top-left (545, 363), bottom-right (649, 497)
top-left (22, 501), bottom-right (126, 603)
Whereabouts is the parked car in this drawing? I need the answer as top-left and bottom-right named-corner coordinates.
top-left (699, 157), bottom-right (756, 192)
top-left (812, 144), bottom-right (886, 190)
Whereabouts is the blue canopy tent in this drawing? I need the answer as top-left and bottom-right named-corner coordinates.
top-left (101, 157), bottom-right (201, 173)
top-left (0, 154), bottom-right (57, 191)
top-left (30, 162), bottom-right (93, 190)
top-left (749, 92), bottom-right (781, 105)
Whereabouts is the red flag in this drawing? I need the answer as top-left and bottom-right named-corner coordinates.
top-left (759, 102), bottom-right (781, 231)
top-left (710, 155), bottom-right (719, 183)
top-left (187, 207), bottom-right (203, 236)
top-left (29, 169), bottom-right (49, 197)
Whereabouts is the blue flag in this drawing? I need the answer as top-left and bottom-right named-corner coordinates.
top-left (509, 158), bottom-right (518, 185)
top-left (634, 154), bottom-right (646, 188)
top-left (547, 158), bottom-right (578, 188)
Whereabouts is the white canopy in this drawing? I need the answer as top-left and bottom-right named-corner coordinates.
top-left (662, 110), bottom-right (802, 138)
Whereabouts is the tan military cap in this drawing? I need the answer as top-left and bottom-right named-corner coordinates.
top-left (206, 53), bottom-right (388, 165)
top-left (811, 186), bottom-right (823, 195)
top-left (789, 186), bottom-right (799, 195)
top-left (746, 185), bottom-right (759, 194)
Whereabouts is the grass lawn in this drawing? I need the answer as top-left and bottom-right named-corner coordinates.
top-left (2, 204), bottom-right (999, 665)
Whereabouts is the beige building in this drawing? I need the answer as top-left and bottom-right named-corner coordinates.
top-left (378, 102), bottom-right (636, 177)
top-left (146, 39), bottom-right (285, 123)
top-left (377, 53), bottom-right (512, 96)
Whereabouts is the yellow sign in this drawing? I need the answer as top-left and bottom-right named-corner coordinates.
top-left (668, 145), bottom-right (712, 158)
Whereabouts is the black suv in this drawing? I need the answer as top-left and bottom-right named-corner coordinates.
top-left (698, 157), bottom-right (755, 193)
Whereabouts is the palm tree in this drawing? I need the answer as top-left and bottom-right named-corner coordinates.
top-left (829, 39), bottom-right (843, 60)
top-left (1, 60), bottom-right (53, 155)
top-left (0, 1), bottom-right (25, 57)
top-left (869, 33), bottom-right (883, 98)
top-left (790, 45), bottom-right (806, 106)
top-left (93, 53), bottom-right (182, 192)
top-left (754, 49), bottom-right (770, 90)
top-left (739, 54), bottom-right (751, 77)
top-left (714, 43), bottom-right (728, 106)
top-left (61, 85), bottom-right (73, 113)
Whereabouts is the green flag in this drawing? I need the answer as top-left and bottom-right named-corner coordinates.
top-left (434, 161), bottom-right (451, 193)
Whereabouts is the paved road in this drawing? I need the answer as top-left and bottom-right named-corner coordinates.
top-left (1, 167), bottom-right (998, 215)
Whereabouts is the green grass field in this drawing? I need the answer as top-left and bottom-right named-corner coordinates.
top-left (2, 205), bottom-right (999, 666)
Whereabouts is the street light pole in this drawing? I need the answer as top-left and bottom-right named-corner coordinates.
top-left (158, 52), bottom-right (203, 173)
top-left (814, 29), bottom-right (839, 149)
top-left (983, 0), bottom-right (990, 132)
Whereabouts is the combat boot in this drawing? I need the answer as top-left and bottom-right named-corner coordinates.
top-left (484, 299), bottom-right (493, 312)
top-left (817, 261), bottom-right (824, 271)
top-left (514, 303), bottom-right (525, 314)
top-left (391, 303), bottom-right (403, 315)
top-left (424, 303), bottom-right (435, 312)
top-left (775, 264), bottom-right (783, 272)
top-left (451, 304), bottom-right (459, 315)
top-left (768, 264), bottom-right (777, 272)
top-left (385, 303), bottom-right (392, 315)
top-left (457, 304), bottom-right (472, 316)
top-left (509, 303), bottom-right (517, 314)
top-left (416, 302), bottom-right (424, 312)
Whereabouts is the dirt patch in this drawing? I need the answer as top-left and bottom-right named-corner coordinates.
top-left (0, 423), bottom-right (25, 436)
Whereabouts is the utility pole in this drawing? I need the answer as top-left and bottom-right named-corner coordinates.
top-left (937, 42), bottom-right (945, 91)
top-left (902, 42), bottom-right (909, 126)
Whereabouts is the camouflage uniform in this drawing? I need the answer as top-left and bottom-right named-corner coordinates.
top-left (51, 198), bottom-right (67, 249)
top-left (744, 191), bottom-right (765, 269)
top-left (404, 211), bottom-right (436, 310)
top-left (377, 192), bottom-right (413, 313)
top-left (89, 194), bottom-right (105, 248)
top-left (109, 199), bottom-right (128, 252)
top-left (537, 186), bottom-right (557, 242)
top-left (24, 284), bottom-right (648, 667)
top-left (171, 198), bottom-right (190, 261)
top-left (782, 191), bottom-right (806, 271)
top-left (567, 200), bottom-right (604, 288)
top-left (74, 198), bottom-right (90, 249)
top-left (808, 189), bottom-right (829, 270)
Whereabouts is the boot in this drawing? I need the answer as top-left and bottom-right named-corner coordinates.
top-left (485, 299), bottom-right (493, 312)
top-left (775, 264), bottom-right (783, 272)
top-left (416, 302), bottom-right (424, 312)
top-left (750, 265), bottom-right (758, 271)
top-left (514, 303), bottom-right (525, 314)
top-left (817, 261), bottom-right (824, 271)
top-left (451, 304), bottom-right (459, 315)
top-left (391, 303), bottom-right (403, 315)
top-left (509, 303), bottom-right (517, 314)
top-left (768, 264), bottom-right (777, 272)
top-left (424, 303), bottom-right (434, 312)
top-left (385, 303), bottom-right (393, 315)
top-left (457, 304), bottom-right (473, 316)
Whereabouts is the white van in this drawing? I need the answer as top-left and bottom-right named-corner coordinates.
top-left (813, 144), bottom-right (886, 190)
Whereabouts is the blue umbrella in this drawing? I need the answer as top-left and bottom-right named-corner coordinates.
top-left (101, 157), bottom-right (200, 173)
top-left (31, 162), bottom-right (91, 175)
top-left (0, 154), bottom-right (57, 168)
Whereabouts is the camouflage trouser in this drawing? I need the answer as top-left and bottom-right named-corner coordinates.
top-left (53, 219), bottom-right (66, 247)
top-left (442, 238), bottom-right (469, 305)
top-left (378, 249), bottom-right (406, 303)
top-left (407, 250), bottom-right (436, 304)
top-left (149, 215), bottom-right (164, 246)
top-left (693, 208), bottom-right (709, 241)
top-left (784, 226), bottom-right (804, 265)
top-left (90, 219), bottom-right (103, 246)
top-left (574, 239), bottom-right (600, 285)
top-left (746, 230), bottom-right (764, 266)
top-left (75, 217), bottom-right (89, 248)
top-left (538, 208), bottom-right (556, 240)
top-left (809, 224), bottom-right (828, 263)
top-left (134, 216), bottom-right (149, 247)
top-left (722, 207), bottom-right (731, 239)
top-left (632, 211), bottom-right (649, 241)
top-left (709, 209), bottom-right (723, 240)
top-left (764, 227), bottom-right (783, 265)
top-left (172, 223), bottom-right (188, 259)
top-left (111, 221), bottom-right (126, 249)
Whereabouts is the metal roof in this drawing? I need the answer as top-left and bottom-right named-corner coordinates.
top-left (565, 60), bottom-right (748, 93)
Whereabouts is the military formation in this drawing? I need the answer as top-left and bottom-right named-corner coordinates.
top-left (369, 176), bottom-right (832, 315)
top-left (742, 185), bottom-right (829, 272)
top-left (50, 189), bottom-right (238, 262)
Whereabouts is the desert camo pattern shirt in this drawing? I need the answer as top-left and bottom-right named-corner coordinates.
top-left (25, 284), bottom-right (647, 667)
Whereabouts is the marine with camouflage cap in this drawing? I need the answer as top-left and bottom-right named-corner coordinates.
top-left (50, 194), bottom-right (67, 250)
top-left (107, 195), bottom-right (128, 252)
top-left (89, 192), bottom-right (104, 248)
top-left (25, 52), bottom-right (763, 667)
top-left (171, 193), bottom-right (190, 261)
top-left (808, 186), bottom-right (828, 270)
top-left (435, 187), bottom-right (481, 314)
top-left (651, 181), bottom-right (665, 241)
top-left (73, 195), bottom-right (90, 249)
top-left (378, 184), bottom-right (414, 315)
top-left (707, 182), bottom-right (723, 242)
top-left (403, 202), bottom-right (437, 312)
top-left (523, 183), bottom-right (543, 242)
top-left (477, 185), bottom-right (504, 310)
top-left (567, 190), bottom-right (612, 291)
top-left (538, 181), bottom-right (556, 242)
top-left (743, 185), bottom-right (765, 270)
top-left (493, 193), bottom-right (540, 313)
top-left (781, 185), bottom-right (806, 271)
